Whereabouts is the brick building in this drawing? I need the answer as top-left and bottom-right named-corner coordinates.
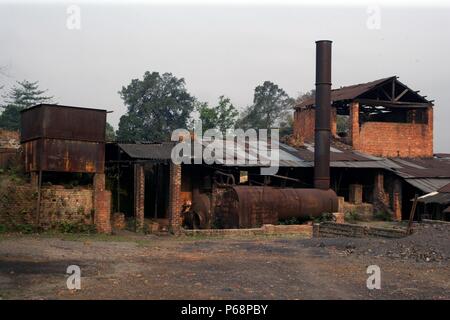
top-left (294, 76), bottom-right (434, 158)
top-left (291, 76), bottom-right (450, 221)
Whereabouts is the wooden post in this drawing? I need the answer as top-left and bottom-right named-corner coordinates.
top-left (36, 170), bottom-right (42, 225)
top-left (407, 194), bottom-right (418, 235)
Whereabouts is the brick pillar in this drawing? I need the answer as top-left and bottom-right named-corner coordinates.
top-left (134, 164), bottom-right (145, 232)
top-left (374, 171), bottom-right (389, 208)
top-left (168, 163), bottom-right (182, 233)
top-left (349, 184), bottom-right (363, 205)
top-left (393, 192), bottom-right (402, 221)
top-left (427, 106), bottom-right (434, 157)
top-left (349, 101), bottom-right (360, 149)
top-left (94, 173), bottom-right (111, 234)
top-left (393, 179), bottom-right (402, 221)
top-left (331, 107), bottom-right (337, 138)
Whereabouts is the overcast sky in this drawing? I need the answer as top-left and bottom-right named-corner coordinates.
top-left (0, 2), bottom-right (449, 152)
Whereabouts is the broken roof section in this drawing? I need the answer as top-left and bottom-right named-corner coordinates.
top-left (296, 76), bottom-right (433, 111)
top-left (389, 158), bottom-right (450, 193)
top-left (117, 142), bottom-right (176, 160)
top-left (112, 139), bottom-right (401, 170)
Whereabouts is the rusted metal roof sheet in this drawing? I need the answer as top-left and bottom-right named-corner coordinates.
top-left (117, 139), bottom-right (402, 170)
top-left (118, 142), bottom-right (176, 160)
top-left (435, 153), bottom-right (450, 160)
top-left (296, 77), bottom-right (394, 108)
top-left (389, 158), bottom-right (450, 179)
top-left (439, 183), bottom-right (450, 193)
top-left (417, 191), bottom-right (450, 205)
top-left (21, 104), bottom-right (106, 143)
top-left (404, 178), bottom-right (450, 193)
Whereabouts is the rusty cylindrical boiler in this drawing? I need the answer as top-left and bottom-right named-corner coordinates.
top-left (215, 186), bottom-right (338, 229)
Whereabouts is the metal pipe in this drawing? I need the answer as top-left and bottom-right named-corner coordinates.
top-left (314, 40), bottom-right (332, 190)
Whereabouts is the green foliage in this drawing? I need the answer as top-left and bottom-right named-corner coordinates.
top-left (125, 217), bottom-right (136, 231)
top-left (313, 212), bottom-right (334, 223)
top-left (279, 113), bottom-right (294, 138)
top-left (105, 122), bottom-right (116, 142)
top-left (236, 81), bottom-right (294, 130)
top-left (336, 115), bottom-right (349, 135)
top-left (197, 95), bottom-right (239, 133)
top-left (295, 89), bottom-right (315, 104)
top-left (0, 80), bottom-right (53, 130)
top-left (344, 210), bottom-right (360, 223)
top-left (374, 210), bottom-right (392, 221)
top-left (117, 71), bottom-right (195, 142)
top-left (279, 215), bottom-right (314, 225)
top-left (53, 221), bottom-right (96, 234)
top-left (11, 223), bottom-right (38, 234)
top-left (0, 224), bottom-right (6, 233)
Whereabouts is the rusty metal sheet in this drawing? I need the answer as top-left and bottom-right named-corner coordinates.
top-left (23, 139), bottom-right (104, 173)
top-left (41, 139), bottom-right (104, 173)
top-left (20, 104), bottom-right (106, 173)
top-left (390, 158), bottom-right (450, 179)
top-left (439, 183), bottom-right (450, 193)
top-left (296, 76), bottom-right (431, 109)
top-left (21, 104), bottom-right (106, 143)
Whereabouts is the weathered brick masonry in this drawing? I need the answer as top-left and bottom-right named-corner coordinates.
top-left (294, 103), bottom-right (433, 158)
top-left (168, 163), bottom-right (182, 232)
top-left (352, 104), bottom-right (433, 158)
top-left (134, 164), bottom-right (145, 232)
top-left (293, 107), bottom-right (337, 142)
top-left (0, 182), bottom-right (95, 228)
top-left (94, 173), bottom-right (111, 233)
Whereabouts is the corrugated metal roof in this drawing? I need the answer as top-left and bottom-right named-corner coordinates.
top-left (417, 192), bottom-right (450, 205)
top-left (439, 183), bottom-right (450, 193)
top-left (296, 76), bottom-right (431, 108)
top-left (296, 77), bottom-right (394, 108)
top-left (389, 158), bottom-right (450, 179)
top-left (118, 142), bottom-right (176, 160)
top-left (117, 139), bottom-right (400, 170)
top-left (403, 178), bottom-right (450, 193)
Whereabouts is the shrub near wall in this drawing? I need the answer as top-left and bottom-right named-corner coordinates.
top-left (0, 177), bottom-right (36, 227)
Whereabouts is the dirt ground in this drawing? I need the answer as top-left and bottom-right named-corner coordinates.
top-left (0, 223), bottom-right (449, 300)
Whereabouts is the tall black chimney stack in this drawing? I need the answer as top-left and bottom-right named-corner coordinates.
top-left (314, 40), bottom-right (332, 190)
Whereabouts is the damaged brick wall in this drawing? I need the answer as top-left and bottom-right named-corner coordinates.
top-left (293, 107), bottom-right (337, 143)
top-left (0, 180), bottom-right (95, 228)
top-left (40, 186), bottom-right (94, 227)
top-left (350, 104), bottom-right (433, 158)
top-left (356, 121), bottom-right (433, 158)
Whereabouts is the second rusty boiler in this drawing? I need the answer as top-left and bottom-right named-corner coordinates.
top-left (211, 41), bottom-right (338, 228)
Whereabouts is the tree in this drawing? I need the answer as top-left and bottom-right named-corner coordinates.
top-left (0, 80), bottom-right (53, 131)
top-left (105, 122), bottom-right (116, 142)
top-left (236, 81), bottom-right (294, 130)
top-left (197, 95), bottom-right (239, 133)
top-left (296, 89), bottom-right (315, 104)
top-left (117, 72), bottom-right (195, 142)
